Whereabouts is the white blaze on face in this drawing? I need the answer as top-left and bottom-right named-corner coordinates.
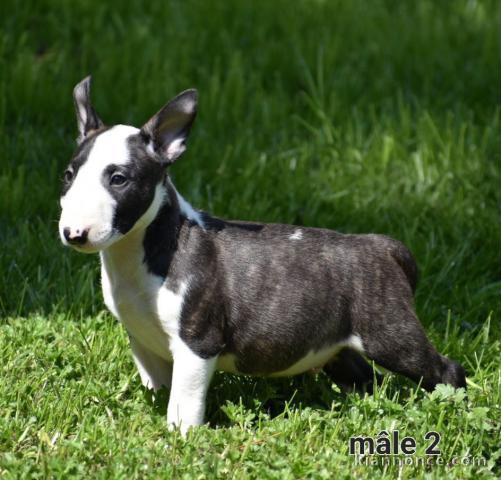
top-left (59, 125), bottom-right (139, 251)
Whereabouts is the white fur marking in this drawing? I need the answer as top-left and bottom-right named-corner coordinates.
top-left (131, 183), bottom-right (166, 233)
top-left (168, 338), bottom-right (217, 435)
top-left (172, 184), bottom-right (205, 228)
top-left (273, 335), bottom-right (364, 377)
top-left (93, 125), bottom-right (139, 161)
top-left (290, 229), bottom-right (303, 240)
top-left (156, 282), bottom-right (188, 339)
top-left (166, 138), bottom-right (186, 160)
top-left (347, 334), bottom-right (364, 352)
top-left (216, 335), bottom-right (364, 377)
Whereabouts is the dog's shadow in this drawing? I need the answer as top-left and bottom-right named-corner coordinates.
top-left (142, 371), bottom-right (416, 429)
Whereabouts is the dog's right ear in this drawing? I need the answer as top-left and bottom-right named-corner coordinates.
top-left (73, 75), bottom-right (104, 144)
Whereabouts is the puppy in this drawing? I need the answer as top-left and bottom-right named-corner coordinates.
top-left (59, 76), bottom-right (466, 435)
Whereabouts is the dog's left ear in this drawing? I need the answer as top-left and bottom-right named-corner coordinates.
top-left (140, 89), bottom-right (198, 165)
top-left (73, 75), bottom-right (104, 144)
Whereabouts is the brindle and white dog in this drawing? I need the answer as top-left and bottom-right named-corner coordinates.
top-left (59, 76), bottom-right (466, 435)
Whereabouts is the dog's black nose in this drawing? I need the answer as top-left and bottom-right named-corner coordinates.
top-left (63, 227), bottom-right (89, 245)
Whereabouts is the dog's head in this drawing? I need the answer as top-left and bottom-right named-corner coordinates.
top-left (59, 76), bottom-right (197, 252)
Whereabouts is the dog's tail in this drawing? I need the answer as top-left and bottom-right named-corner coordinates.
top-left (388, 239), bottom-right (419, 294)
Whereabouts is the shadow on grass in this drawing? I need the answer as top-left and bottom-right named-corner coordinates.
top-left (140, 370), bottom-right (421, 429)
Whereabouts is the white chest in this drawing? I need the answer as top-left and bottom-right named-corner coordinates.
top-left (100, 249), bottom-right (186, 361)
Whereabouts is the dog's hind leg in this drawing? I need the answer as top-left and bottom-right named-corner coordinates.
top-left (357, 307), bottom-right (466, 392)
top-left (323, 348), bottom-right (381, 394)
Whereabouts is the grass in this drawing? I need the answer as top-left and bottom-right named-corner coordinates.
top-left (0, 0), bottom-right (500, 478)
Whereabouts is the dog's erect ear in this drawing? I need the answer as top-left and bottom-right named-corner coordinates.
top-left (140, 89), bottom-right (197, 165)
top-left (73, 75), bottom-right (104, 144)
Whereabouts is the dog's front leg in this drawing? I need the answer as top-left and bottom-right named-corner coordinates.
top-left (167, 340), bottom-right (217, 436)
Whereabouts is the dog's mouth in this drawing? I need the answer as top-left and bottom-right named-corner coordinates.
top-left (59, 226), bottom-right (118, 253)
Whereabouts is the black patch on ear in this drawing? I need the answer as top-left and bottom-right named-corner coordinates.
top-left (140, 89), bottom-right (197, 165)
top-left (105, 134), bottom-right (166, 235)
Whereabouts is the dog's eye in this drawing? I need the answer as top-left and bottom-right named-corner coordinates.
top-left (63, 169), bottom-right (74, 183)
top-left (110, 173), bottom-right (128, 186)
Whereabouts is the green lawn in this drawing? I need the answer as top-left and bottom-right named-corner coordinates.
top-left (0, 0), bottom-right (500, 478)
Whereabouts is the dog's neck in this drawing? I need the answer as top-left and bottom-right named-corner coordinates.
top-left (100, 177), bottom-right (192, 281)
